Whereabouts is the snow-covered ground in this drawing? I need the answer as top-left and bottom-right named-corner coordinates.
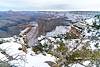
top-left (0, 38), bottom-right (94, 67)
top-left (0, 26), bottom-right (71, 67)
top-left (0, 38), bottom-right (55, 67)
top-left (0, 17), bottom-right (100, 67)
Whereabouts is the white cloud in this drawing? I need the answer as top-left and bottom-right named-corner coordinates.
top-left (0, 0), bottom-right (100, 11)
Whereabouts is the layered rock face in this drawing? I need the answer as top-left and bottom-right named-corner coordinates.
top-left (26, 24), bottom-right (38, 47)
top-left (18, 15), bottom-right (82, 47)
top-left (19, 18), bottom-right (69, 47)
top-left (19, 24), bottom-right (38, 47)
top-left (37, 16), bottom-right (69, 36)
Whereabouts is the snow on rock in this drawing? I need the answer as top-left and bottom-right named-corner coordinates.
top-left (0, 52), bottom-right (8, 61)
top-left (85, 18), bottom-right (94, 25)
top-left (38, 35), bottom-right (45, 40)
top-left (46, 26), bottom-right (70, 37)
top-left (71, 61), bottom-right (94, 67)
top-left (0, 38), bottom-right (55, 67)
top-left (24, 54), bottom-right (55, 67)
top-left (0, 42), bottom-right (23, 55)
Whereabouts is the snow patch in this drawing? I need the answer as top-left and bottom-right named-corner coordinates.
top-left (0, 38), bottom-right (55, 67)
top-left (46, 26), bottom-right (70, 37)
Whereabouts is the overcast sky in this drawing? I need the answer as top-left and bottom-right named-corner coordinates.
top-left (0, 0), bottom-right (100, 11)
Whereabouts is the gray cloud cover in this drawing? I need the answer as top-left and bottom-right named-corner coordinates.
top-left (0, 0), bottom-right (100, 11)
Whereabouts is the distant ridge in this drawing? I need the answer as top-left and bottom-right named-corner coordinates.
top-left (0, 11), bottom-right (98, 38)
